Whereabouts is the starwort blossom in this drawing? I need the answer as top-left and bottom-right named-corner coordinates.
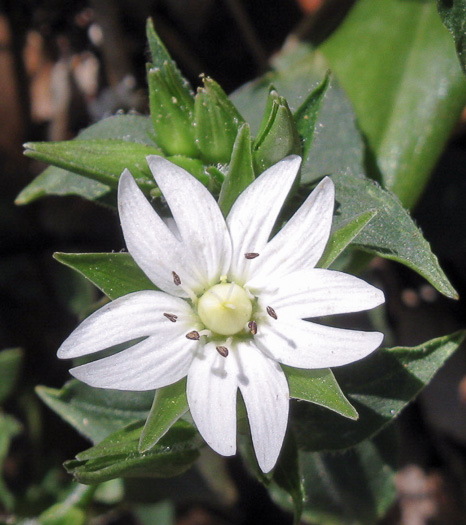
top-left (58, 155), bottom-right (385, 472)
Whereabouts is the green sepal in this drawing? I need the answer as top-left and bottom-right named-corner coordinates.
top-left (54, 252), bottom-right (157, 301)
top-left (65, 420), bottom-right (202, 483)
top-left (148, 63), bottom-right (198, 157)
top-left (318, 209), bottom-right (377, 269)
top-left (294, 71), bottom-right (330, 162)
top-left (24, 140), bottom-right (161, 194)
top-left (194, 77), bottom-right (245, 163)
top-left (285, 366), bottom-right (358, 420)
top-left (218, 124), bottom-right (255, 216)
top-left (139, 378), bottom-right (189, 453)
top-left (253, 89), bottom-right (301, 174)
top-left (167, 155), bottom-right (211, 187)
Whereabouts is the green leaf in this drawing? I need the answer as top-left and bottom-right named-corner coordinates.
top-left (318, 209), bottom-right (377, 270)
top-left (320, 0), bottom-right (466, 208)
top-left (272, 431), bottom-right (304, 525)
top-left (294, 70), bottom-right (330, 162)
top-left (438, 0), bottom-right (466, 73)
top-left (194, 77), bottom-right (245, 163)
top-left (65, 420), bottom-right (201, 483)
top-left (332, 173), bottom-right (457, 299)
top-left (275, 428), bottom-right (397, 525)
top-left (285, 367), bottom-right (357, 420)
top-left (253, 89), bottom-right (301, 174)
top-left (17, 114), bottom-right (157, 205)
top-left (292, 330), bottom-right (465, 452)
top-left (0, 414), bottom-right (22, 510)
top-left (54, 252), bottom-right (157, 300)
top-left (218, 124), bottom-right (255, 216)
top-left (0, 348), bottom-right (23, 404)
top-left (231, 49), bottom-right (365, 184)
top-left (36, 380), bottom-right (153, 443)
top-left (24, 140), bottom-right (161, 193)
top-left (139, 379), bottom-right (189, 453)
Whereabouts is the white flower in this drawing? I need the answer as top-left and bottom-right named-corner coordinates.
top-left (58, 155), bottom-right (384, 473)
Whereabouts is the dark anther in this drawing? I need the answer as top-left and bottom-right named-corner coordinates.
top-left (163, 313), bottom-right (178, 322)
top-left (172, 271), bottom-right (181, 286)
top-left (216, 345), bottom-right (229, 357)
top-left (244, 252), bottom-right (260, 259)
top-left (266, 306), bottom-right (278, 320)
top-left (186, 331), bottom-right (200, 340)
top-left (248, 320), bottom-right (257, 335)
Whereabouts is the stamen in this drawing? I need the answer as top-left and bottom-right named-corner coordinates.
top-left (248, 320), bottom-right (257, 335)
top-left (163, 313), bottom-right (178, 322)
top-left (245, 252), bottom-right (260, 259)
top-left (186, 331), bottom-right (200, 340)
top-left (172, 271), bottom-right (181, 286)
top-left (266, 306), bottom-right (278, 320)
top-left (216, 345), bottom-right (229, 357)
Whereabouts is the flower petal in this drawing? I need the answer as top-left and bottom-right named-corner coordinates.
top-left (57, 291), bottom-right (194, 359)
top-left (119, 170), bottom-right (199, 296)
top-left (70, 335), bottom-right (197, 390)
top-left (187, 343), bottom-right (238, 457)
top-left (147, 156), bottom-right (232, 291)
top-left (226, 155), bottom-right (302, 283)
top-left (235, 341), bottom-right (289, 473)
top-left (261, 269), bottom-right (385, 319)
top-left (247, 177), bottom-right (334, 290)
top-left (255, 317), bottom-right (384, 369)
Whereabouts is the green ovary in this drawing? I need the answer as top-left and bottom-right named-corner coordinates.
top-left (197, 283), bottom-right (252, 336)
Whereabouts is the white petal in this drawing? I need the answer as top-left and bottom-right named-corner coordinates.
top-left (187, 343), bottom-right (238, 457)
top-left (226, 156), bottom-right (302, 283)
top-left (261, 269), bottom-right (385, 319)
top-left (119, 170), bottom-right (200, 296)
top-left (247, 177), bottom-right (334, 290)
top-left (255, 317), bottom-right (384, 369)
top-left (147, 156), bottom-right (232, 290)
top-left (235, 341), bottom-right (289, 473)
top-left (57, 291), bottom-right (194, 359)
top-left (70, 335), bottom-right (197, 390)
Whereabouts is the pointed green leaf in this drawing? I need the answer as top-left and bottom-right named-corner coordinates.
top-left (36, 380), bottom-right (153, 443)
top-left (438, 0), bottom-right (466, 73)
top-left (332, 173), bottom-right (457, 298)
top-left (320, 0), bottom-right (466, 208)
top-left (24, 140), bottom-right (161, 193)
top-left (253, 90), bottom-right (301, 174)
top-left (294, 70), bottom-right (330, 162)
top-left (0, 414), bottom-right (22, 510)
top-left (272, 428), bottom-right (397, 525)
top-left (139, 378), bottom-right (189, 453)
top-left (272, 431), bottom-right (304, 525)
top-left (17, 114), bottom-right (157, 205)
top-left (218, 124), bottom-right (255, 216)
top-left (65, 420), bottom-right (201, 483)
top-left (167, 156), bottom-right (211, 187)
top-left (285, 367), bottom-right (358, 420)
top-left (0, 348), bottom-right (23, 404)
top-left (292, 330), bottom-right (465, 452)
top-left (148, 64), bottom-right (198, 157)
top-left (54, 252), bottom-right (156, 300)
top-left (318, 209), bottom-right (377, 270)
top-left (194, 77), bottom-right (245, 163)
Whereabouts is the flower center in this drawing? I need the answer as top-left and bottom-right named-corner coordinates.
top-left (197, 283), bottom-right (252, 336)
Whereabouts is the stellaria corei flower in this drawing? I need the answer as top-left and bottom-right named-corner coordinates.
top-left (58, 155), bottom-right (385, 473)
